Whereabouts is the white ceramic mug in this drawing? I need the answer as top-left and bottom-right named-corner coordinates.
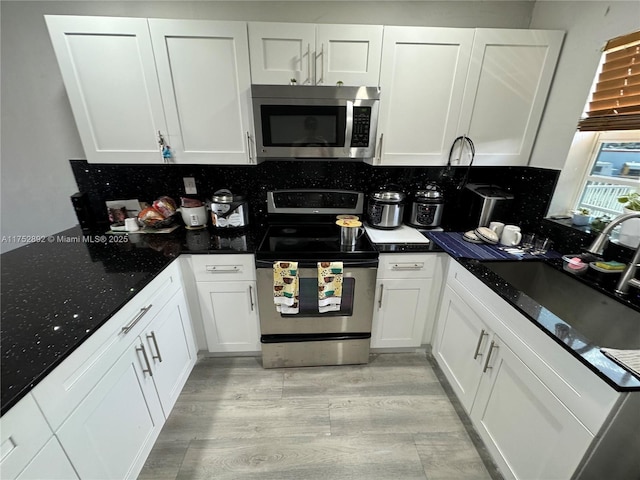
top-left (489, 221), bottom-right (505, 237)
top-left (500, 225), bottom-right (522, 246)
top-left (124, 217), bottom-right (140, 232)
top-left (178, 206), bottom-right (207, 228)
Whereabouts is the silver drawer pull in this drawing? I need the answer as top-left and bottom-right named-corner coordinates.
top-left (121, 305), bottom-right (153, 334)
top-left (146, 331), bottom-right (163, 363)
top-left (473, 329), bottom-right (488, 359)
top-left (136, 344), bottom-right (153, 377)
top-left (483, 341), bottom-right (498, 373)
top-left (206, 265), bottom-right (240, 273)
top-left (391, 263), bottom-right (424, 270)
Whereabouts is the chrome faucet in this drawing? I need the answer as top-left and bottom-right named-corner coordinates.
top-left (585, 211), bottom-right (640, 295)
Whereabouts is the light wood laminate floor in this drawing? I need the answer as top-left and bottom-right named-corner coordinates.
top-left (139, 353), bottom-right (503, 480)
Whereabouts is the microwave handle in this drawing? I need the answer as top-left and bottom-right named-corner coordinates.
top-left (345, 101), bottom-right (354, 150)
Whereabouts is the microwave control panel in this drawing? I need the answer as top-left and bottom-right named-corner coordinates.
top-left (350, 107), bottom-right (372, 148)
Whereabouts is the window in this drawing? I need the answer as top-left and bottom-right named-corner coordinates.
top-left (575, 132), bottom-right (640, 218)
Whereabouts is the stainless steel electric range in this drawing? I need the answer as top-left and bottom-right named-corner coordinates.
top-left (255, 190), bottom-right (379, 368)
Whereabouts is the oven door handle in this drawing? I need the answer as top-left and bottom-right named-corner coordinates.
top-left (255, 259), bottom-right (378, 269)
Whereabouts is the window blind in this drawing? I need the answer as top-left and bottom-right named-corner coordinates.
top-left (579, 30), bottom-right (640, 131)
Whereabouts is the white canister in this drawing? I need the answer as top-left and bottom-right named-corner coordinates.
top-left (500, 225), bottom-right (522, 246)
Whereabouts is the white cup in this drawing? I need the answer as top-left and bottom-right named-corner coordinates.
top-left (489, 221), bottom-right (505, 237)
top-left (124, 217), bottom-right (140, 232)
top-left (179, 206), bottom-right (207, 228)
top-left (500, 225), bottom-right (522, 246)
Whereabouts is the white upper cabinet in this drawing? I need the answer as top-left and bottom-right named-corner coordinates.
top-left (46, 16), bottom-right (255, 164)
top-left (375, 27), bottom-right (475, 165)
top-left (248, 22), bottom-right (383, 86)
top-left (148, 19), bottom-right (255, 164)
top-left (45, 15), bottom-right (167, 163)
top-left (458, 29), bottom-right (564, 166)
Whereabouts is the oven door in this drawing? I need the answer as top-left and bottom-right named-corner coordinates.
top-left (256, 265), bottom-right (376, 335)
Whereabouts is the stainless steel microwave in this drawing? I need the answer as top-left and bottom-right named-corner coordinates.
top-left (251, 85), bottom-right (380, 160)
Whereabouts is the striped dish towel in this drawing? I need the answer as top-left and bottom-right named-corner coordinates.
top-left (318, 261), bottom-right (343, 313)
top-left (273, 261), bottom-right (299, 314)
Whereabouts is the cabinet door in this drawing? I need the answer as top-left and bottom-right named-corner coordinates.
top-left (45, 15), bottom-right (166, 163)
top-left (371, 278), bottom-right (431, 348)
top-left (196, 281), bottom-right (260, 352)
top-left (433, 286), bottom-right (489, 412)
top-left (316, 24), bottom-right (383, 86)
top-left (376, 26), bottom-right (474, 165)
top-left (471, 336), bottom-right (593, 480)
top-left (149, 19), bottom-right (255, 164)
top-left (457, 29), bottom-right (564, 166)
top-left (16, 437), bottom-right (78, 480)
top-left (248, 22), bottom-right (315, 85)
top-left (57, 341), bottom-right (164, 480)
top-left (143, 290), bottom-right (197, 417)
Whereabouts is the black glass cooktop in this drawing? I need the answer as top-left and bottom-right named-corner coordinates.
top-left (256, 224), bottom-right (378, 263)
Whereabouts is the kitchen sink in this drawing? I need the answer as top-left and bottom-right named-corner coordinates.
top-left (481, 261), bottom-right (640, 350)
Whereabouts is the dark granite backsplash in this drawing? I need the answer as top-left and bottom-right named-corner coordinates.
top-left (71, 159), bottom-right (560, 234)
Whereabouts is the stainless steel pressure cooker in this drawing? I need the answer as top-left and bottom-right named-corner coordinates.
top-left (407, 185), bottom-right (444, 228)
top-left (210, 189), bottom-right (250, 229)
top-left (367, 188), bottom-right (406, 229)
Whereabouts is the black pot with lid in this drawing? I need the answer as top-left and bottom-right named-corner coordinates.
top-left (209, 189), bottom-right (250, 229)
top-left (408, 184), bottom-right (444, 228)
top-left (367, 186), bottom-right (406, 229)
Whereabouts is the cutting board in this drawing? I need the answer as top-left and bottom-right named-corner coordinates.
top-left (364, 225), bottom-right (430, 244)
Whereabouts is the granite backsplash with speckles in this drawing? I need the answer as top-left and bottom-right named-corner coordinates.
top-left (70, 159), bottom-right (560, 234)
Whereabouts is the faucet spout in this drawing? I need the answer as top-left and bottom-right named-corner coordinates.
top-left (584, 211), bottom-right (640, 296)
top-left (585, 211), bottom-right (640, 255)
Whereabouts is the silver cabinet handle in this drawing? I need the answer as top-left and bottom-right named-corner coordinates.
top-left (473, 329), bottom-right (488, 359)
top-left (391, 263), bottom-right (424, 270)
top-left (376, 133), bottom-right (384, 164)
top-left (246, 132), bottom-right (253, 163)
top-left (146, 331), bottom-right (163, 363)
top-left (307, 43), bottom-right (311, 84)
top-left (122, 305), bottom-right (152, 334)
top-left (378, 283), bottom-right (384, 309)
top-left (319, 43), bottom-right (324, 83)
top-left (136, 344), bottom-right (153, 377)
top-left (206, 265), bottom-right (240, 273)
top-left (249, 285), bottom-right (255, 311)
top-left (483, 341), bottom-right (498, 373)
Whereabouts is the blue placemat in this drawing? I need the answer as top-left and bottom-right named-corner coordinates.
top-left (425, 232), bottom-right (562, 261)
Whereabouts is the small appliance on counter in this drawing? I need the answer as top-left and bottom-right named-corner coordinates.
top-left (460, 183), bottom-right (514, 230)
top-left (367, 187), bottom-right (406, 229)
top-left (209, 189), bottom-right (249, 229)
top-left (407, 184), bottom-right (444, 229)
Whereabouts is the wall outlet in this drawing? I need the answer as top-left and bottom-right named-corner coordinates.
top-left (183, 177), bottom-right (197, 195)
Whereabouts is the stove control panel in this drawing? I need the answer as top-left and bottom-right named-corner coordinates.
top-left (267, 190), bottom-right (364, 214)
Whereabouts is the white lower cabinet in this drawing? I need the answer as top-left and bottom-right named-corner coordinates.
top-left (470, 335), bottom-right (593, 480)
top-left (433, 259), bottom-right (620, 480)
top-left (56, 288), bottom-right (196, 480)
top-left (0, 394), bottom-right (76, 480)
top-left (16, 437), bottom-right (78, 480)
top-left (189, 254), bottom-right (260, 353)
top-left (371, 253), bottom-right (444, 348)
top-left (56, 340), bottom-right (164, 480)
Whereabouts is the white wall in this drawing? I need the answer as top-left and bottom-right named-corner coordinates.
top-left (0, 1), bottom-right (534, 253)
top-left (528, 1), bottom-right (640, 170)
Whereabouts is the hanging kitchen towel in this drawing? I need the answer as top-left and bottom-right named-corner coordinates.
top-left (317, 261), bottom-right (343, 313)
top-left (273, 261), bottom-right (299, 314)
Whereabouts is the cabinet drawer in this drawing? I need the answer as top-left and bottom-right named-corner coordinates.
top-left (378, 253), bottom-right (438, 279)
top-left (31, 261), bottom-right (181, 431)
top-left (190, 254), bottom-right (255, 282)
top-left (0, 394), bottom-right (53, 480)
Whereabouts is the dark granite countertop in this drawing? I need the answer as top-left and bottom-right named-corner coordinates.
top-left (456, 257), bottom-right (640, 392)
top-left (1, 224), bottom-right (264, 414)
